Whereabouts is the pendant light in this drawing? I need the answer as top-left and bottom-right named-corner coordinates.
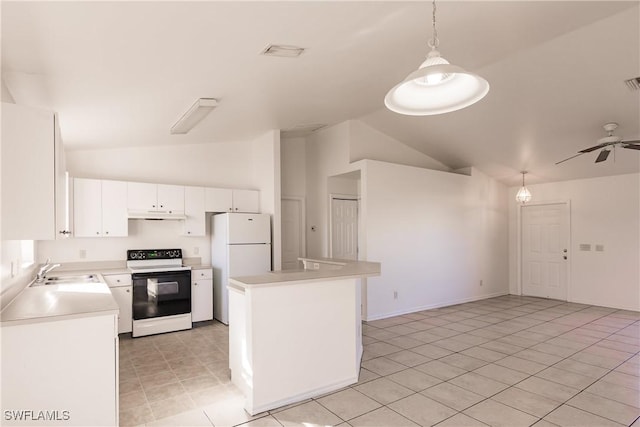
top-left (385, 0), bottom-right (489, 116)
top-left (516, 172), bottom-right (532, 204)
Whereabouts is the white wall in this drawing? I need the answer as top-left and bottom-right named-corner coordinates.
top-left (37, 220), bottom-right (210, 264)
top-left (508, 173), bottom-right (640, 311)
top-left (349, 120), bottom-right (450, 172)
top-left (363, 161), bottom-right (508, 319)
top-left (251, 130), bottom-right (282, 270)
top-left (66, 139), bottom-right (255, 188)
top-left (38, 137), bottom-right (279, 266)
top-left (304, 122), bottom-right (356, 257)
top-left (280, 137), bottom-right (306, 197)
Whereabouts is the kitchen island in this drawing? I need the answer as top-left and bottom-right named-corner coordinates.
top-left (227, 257), bottom-right (380, 415)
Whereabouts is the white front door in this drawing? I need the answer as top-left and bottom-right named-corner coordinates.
top-left (281, 198), bottom-right (305, 270)
top-left (521, 203), bottom-right (569, 300)
top-left (331, 198), bottom-right (358, 260)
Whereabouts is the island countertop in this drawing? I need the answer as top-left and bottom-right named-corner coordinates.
top-left (229, 257), bottom-right (380, 288)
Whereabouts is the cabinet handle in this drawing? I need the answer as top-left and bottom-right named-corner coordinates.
top-left (187, 231), bottom-right (191, 234)
top-left (105, 231), bottom-right (109, 235)
top-left (96, 231), bottom-right (100, 235)
top-left (59, 230), bottom-right (71, 235)
top-left (126, 289), bottom-right (130, 293)
top-left (116, 279), bottom-right (121, 283)
top-left (160, 205), bottom-right (164, 208)
top-left (194, 282), bottom-right (198, 286)
top-left (152, 205), bottom-right (156, 208)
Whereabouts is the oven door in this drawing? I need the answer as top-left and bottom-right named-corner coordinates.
top-left (132, 270), bottom-right (191, 320)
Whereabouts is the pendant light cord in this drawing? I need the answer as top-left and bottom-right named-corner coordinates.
top-left (428, 0), bottom-right (439, 49)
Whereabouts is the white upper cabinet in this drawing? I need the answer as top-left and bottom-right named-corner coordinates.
top-left (184, 186), bottom-right (206, 236)
top-left (204, 188), bottom-right (260, 213)
top-left (73, 178), bottom-right (102, 237)
top-left (232, 189), bottom-right (260, 213)
top-left (127, 182), bottom-right (156, 212)
top-left (127, 182), bottom-right (184, 214)
top-left (101, 180), bottom-right (128, 236)
top-left (1, 103), bottom-right (69, 240)
top-left (205, 188), bottom-right (233, 212)
top-left (74, 178), bottom-right (127, 237)
top-left (158, 184), bottom-right (185, 213)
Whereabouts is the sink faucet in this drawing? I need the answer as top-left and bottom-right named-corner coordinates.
top-left (35, 258), bottom-right (60, 282)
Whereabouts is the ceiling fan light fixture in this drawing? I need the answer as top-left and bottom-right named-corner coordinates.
top-left (384, 0), bottom-right (489, 116)
top-left (515, 171), bottom-right (532, 204)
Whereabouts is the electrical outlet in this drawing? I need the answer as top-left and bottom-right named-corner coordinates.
top-left (312, 262), bottom-right (320, 270)
top-left (194, 247), bottom-right (200, 255)
top-left (595, 244), bottom-right (604, 252)
top-left (79, 249), bottom-right (86, 259)
top-left (480, 279), bottom-right (484, 287)
top-left (393, 291), bottom-right (398, 299)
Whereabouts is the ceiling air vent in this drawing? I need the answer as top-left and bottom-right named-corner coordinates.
top-left (261, 44), bottom-right (305, 58)
top-left (624, 77), bottom-right (640, 91)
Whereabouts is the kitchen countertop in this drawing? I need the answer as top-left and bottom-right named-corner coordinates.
top-left (1, 272), bottom-right (119, 327)
top-left (229, 257), bottom-right (380, 288)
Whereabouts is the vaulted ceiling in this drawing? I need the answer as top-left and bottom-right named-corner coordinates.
top-left (2, 1), bottom-right (638, 186)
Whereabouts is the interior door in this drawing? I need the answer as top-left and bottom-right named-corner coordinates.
top-left (331, 198), bottom-right (359, 260)
top-left (521, 203), bottom-right (569, 300)
top-left (281, 198), bottom-right (304, 270)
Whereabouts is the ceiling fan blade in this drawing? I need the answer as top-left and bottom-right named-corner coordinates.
top-left (621, 139), bottom-right (640, 145)
top-left (622, 143), bottom-right (640, 150)
top-left (556, 153), bottom-right (585, 165)
top-left (579, 143), bottom-right (610, 153)
top-left (595, 149), bottom-right (611, 163)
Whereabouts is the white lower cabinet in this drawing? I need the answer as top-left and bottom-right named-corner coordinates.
top-left (192, 268), bottom-right (213, 322)
top-left (1, 314), bottom-right (118, 426)
top-left (104, 273), bottom-right (133, 334)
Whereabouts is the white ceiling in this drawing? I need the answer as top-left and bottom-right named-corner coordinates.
top-left (2, 1), bottom-right (639, 186)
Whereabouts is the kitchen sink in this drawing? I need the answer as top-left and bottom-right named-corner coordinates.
top-left (33, 274), bottom-right (100, 286)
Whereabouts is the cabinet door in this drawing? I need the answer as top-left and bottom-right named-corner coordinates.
top-left (191, 278), bottom-right (213, 322)
top-left (205, 188), bottom-right (233, 212)
top-left (73, 178), bottom-right (103, 237)
top-left (184, 186), bottom-right (206, 236)
top-left (1, 103), bottom-right (56, 240)
top-left (102, 180), bottom-right (128, 237)
top-left (54, 115), bottom-right (70, 238)
top-left (233, 189), bottom-right (260, 213)
top-left (110, 286), bottom-right (133, 334)
top-left (158, 184), bottom-right (184, 213)
top-left (127, 182), bottom-right (157, 212)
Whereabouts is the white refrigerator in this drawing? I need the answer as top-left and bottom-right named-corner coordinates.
top-left (211, 213), bottom-right (271, 324)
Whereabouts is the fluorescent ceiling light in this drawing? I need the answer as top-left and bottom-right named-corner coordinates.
top-left (385, 0), bottom-right (489, 115)
top-left (170, 98), bottom-right (218, 134)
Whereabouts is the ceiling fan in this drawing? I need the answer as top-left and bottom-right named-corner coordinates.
top-left (556, 122), bottom-right (640, 165)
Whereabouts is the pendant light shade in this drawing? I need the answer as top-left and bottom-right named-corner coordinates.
top-left (516, 172), bottom-right (532, 204)
top-left (385, 1), bottom-right (489, 116)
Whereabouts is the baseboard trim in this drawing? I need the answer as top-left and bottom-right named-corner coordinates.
top-left (364, 291), bottom-right (509, 321)
top-left (247, 376), bottom-right (358, 415)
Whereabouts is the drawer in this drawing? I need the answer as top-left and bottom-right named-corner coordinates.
top-left (103, 273), bottom-right (132, 287)
top-left (192, 268), bottom-right (212, 280)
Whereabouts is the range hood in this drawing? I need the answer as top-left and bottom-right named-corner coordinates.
top-left (127, 210), bottom-right (187, 220)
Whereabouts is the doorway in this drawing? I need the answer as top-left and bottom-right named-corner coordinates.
top-left (520, 202), bottom-right (570, 300)
top-left (281, 197), bottom-right (305, 270)
top-left (330, 195), bottom-right (359, 260)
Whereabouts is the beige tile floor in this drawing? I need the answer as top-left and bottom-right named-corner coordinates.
top-left (119, 295), bottom-right (640, 427)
